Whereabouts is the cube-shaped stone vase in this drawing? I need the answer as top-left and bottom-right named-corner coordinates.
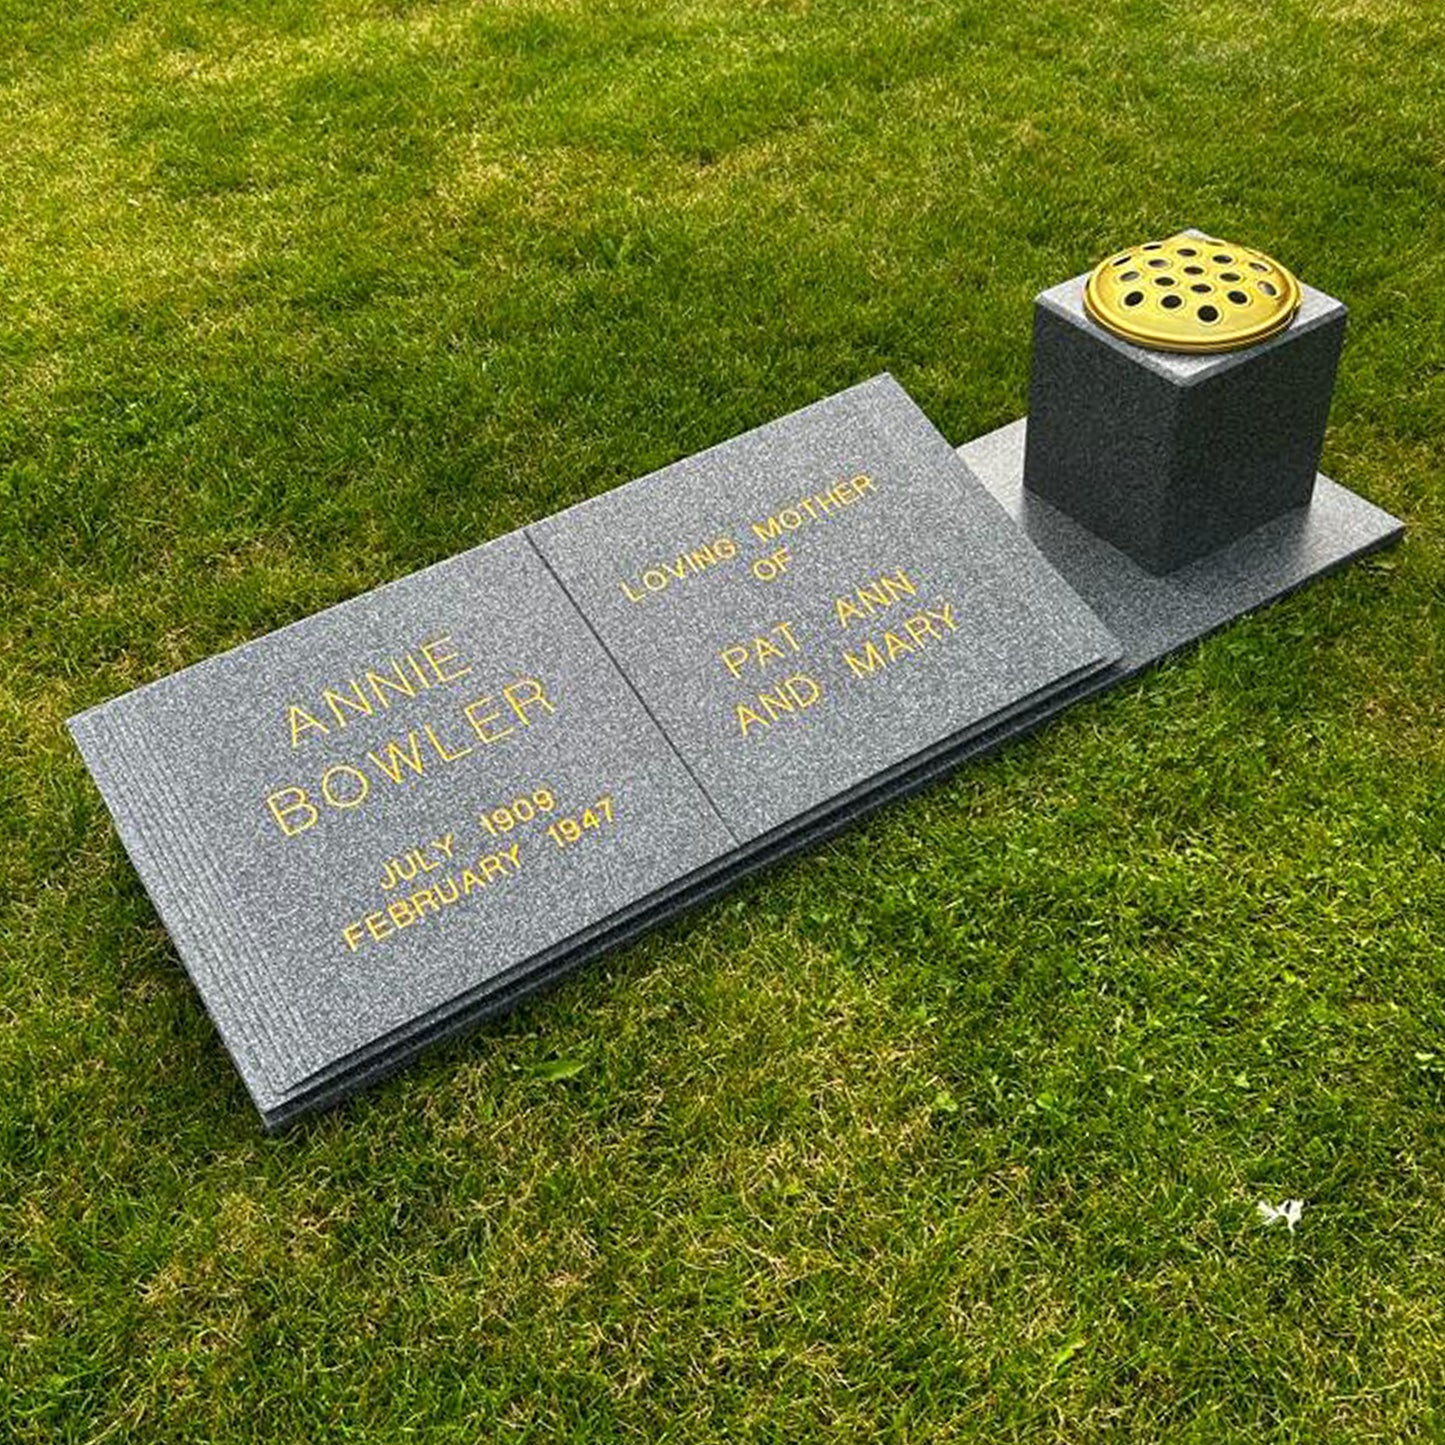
top-left (1022, 262), bottom-right (1346, 575)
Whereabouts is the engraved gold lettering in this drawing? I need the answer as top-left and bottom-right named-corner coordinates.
top-left (366, 659), bottom-right (422, 707)
top-left (320, 764), bottom-right (370, 809)
top-left (367, 732), bottom-right (427, 784)
top-left (287, 706), bottom-right (330, 748)
top-left (751, 545), bottom-right (792, 582)
top-left (750, 474), bottom-right (877, 542)
top-left (843, 640), bottom-right (887, 678)
top-left (841, 600), bottom-right (960, 679)
top-left (883, 630), bottom-right (914, 661)
top-left (267, 786), bottom-right (319, 836)
top-left (420, 635), bottom-right (473, 685)
top-left (734, 674), bottom-right (823, 738)
top-left (322, 681), bottom-right (374, 729)
top-left (503, 677), bottom-right (555, 725)
top-left (342, 839), bottom-right (527, 955)
top-left (736, 702), bottom-right (766, 739)
top-left (903, 614), bottom-right (936, 648)
top-left (463, 696), bottom-right (510, 744)
top-left (288, 639), bottom-right (478, 750)
top-left (618, 537), bottom-right (739, 603)
top-left (271, 666), bottom-right (557, 838)
top-left (717, 621), bottom-right (803, 679)
top-left (424, 721), bottom-right (473, 763)
top-left (834, 569), bottom-right (918, 627)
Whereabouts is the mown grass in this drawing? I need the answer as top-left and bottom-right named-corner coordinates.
top-left (2, 1), bottom-right (1443, 1439)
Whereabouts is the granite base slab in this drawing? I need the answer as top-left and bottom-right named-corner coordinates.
top-left (961, 419), bottom-right (1403, 671)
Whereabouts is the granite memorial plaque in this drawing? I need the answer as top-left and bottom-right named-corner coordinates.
top-left (70, 374), bottom-right (1127, 1127)
top-left (530, 375), bottom-right (1123, 844)
top-left (70, 530), bottom-right (735, 1127)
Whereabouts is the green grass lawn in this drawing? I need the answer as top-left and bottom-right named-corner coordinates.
top-left (3, 0), bottom-right (1444, 1438)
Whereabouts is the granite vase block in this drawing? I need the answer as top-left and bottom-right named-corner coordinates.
top-left (1022, 262), bottom-right (1347, 575)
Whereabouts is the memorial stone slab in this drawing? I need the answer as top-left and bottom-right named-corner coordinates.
top-left (68, 353), bottom-right (1401, 1128)
top-left (69, 530), bottom-right (735, 1121)
top-left (529, 374), bottom-right (1123, 844)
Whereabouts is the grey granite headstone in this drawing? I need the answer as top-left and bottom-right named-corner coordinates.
top-left (530, 375), bottom-right (1122, 843)
top-left (69, 530), bottom-right (734, 1123)
top-left (1023, 254), bottom-right (1346, 575)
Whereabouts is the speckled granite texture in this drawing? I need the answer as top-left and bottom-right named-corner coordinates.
top-left (1023, 242), bottom-right (1347, 576)
top-left (69, 530), bottom-right (736, 1124)
top-left (530, 375), bottom-right (1121, 843)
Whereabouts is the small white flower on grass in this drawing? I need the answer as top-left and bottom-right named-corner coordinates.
top-left (1256, 1198), bottom-right (1304, 1232)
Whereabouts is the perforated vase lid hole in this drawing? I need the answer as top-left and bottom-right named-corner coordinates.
top-left (1083, 232), bottom-right (1303, 353)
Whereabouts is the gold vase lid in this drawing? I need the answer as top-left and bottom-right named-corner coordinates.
top-left (1083, 232), bottom-right (1302, 353)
